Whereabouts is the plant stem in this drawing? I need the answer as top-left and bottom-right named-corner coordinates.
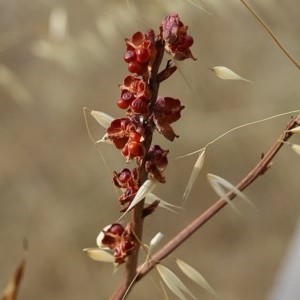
top-left (109, 38), bottom-right (165, 300)
top-left (130, 114), bottom-right (300, 281)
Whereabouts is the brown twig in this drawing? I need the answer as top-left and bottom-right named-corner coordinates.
top-left (109, 39), bottom-right (166, 300)
top-left (130, 114), bottom-right (300, 282)
top-left (110, 113), bottom-right (300, 297)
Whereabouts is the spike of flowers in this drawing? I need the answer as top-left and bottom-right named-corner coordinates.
top-left (85, 14), bottom-right (196, 265)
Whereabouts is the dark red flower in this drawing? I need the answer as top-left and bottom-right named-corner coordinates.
top-left (145, 145), bottom-right (169, 183)
top-left (117, 90), bottom-right (135, 109)
top-left (161, 13), bottom-right (196, 61)
top-left (100, 223), bottom-right (125, 249)
top-left (155, 96), bottom-right (184, 124)
top-left (99, 223), bottom-right (136, 264)
top-left (120, 75), bottom-right (150, 98)
top-left (113, 168), bottom-right (139, 207)
top-left (106, 117), bottom-right (145, 160)
top-left (124, 30), bottom-right (157, 75)
top-left (119, 186), bottom-right (139, 207)
top-left (106, 118), bottom-right (130, 149)
top-left (130, 97), bottom-right (149, 114)
top-left (153, 96), bottom-right (184, 141)
top-left (113, 168), bottom-right (135, 188)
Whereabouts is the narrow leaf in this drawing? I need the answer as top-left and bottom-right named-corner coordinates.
top-left (145, 193), bottom-right (182, 213)
top-left (127, 179), bottom-right (156, 211)
top-left (118, 179), bottom-right (157, 220)
top-left (159, 280), bottom-right (171, 300)
top-left (288, 126), bottom-right (300, 134)
top-left (208, 66), bottom-right (252, 83)
top-left (156, 264), bottom-right (197, 300)
top-left (291, 144), bottom-right (300, 156)
top-left (0, 64), bottom-right (32, 106)
top-left (209, 173), bottom-right (254, 208)
top-left (83, 248), bottom-right (114, 263)
top-left (207, 174), bottom-right (240, 214)
top-left (207, 173), bottom-right (255, 213)
top-left (149, 232), bottom-right (164, 251)
top-left (49, 6), bottom-right (68, 42)
top-left (2, 259), bottom-right (26, 300)
top-left (175, 258), bottom-right (218, 297)
top-left (90, 110), bottom-right (114, 129)
top-left (183, 149), bottom-right (206, 203)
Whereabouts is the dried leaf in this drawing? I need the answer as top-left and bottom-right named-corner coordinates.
top-left (49, 6), bottom-right (68, 42)
top-left (158, 65), bottom-right (177, 82)
top-left (83, 248), bottom-right (114, 263)
top-left (118, 179), bottom-right (157, 220)
top-left (145, 193), bottom-right (182, 213)
top-left (156, 264), bottom-right (197, 300)
top-left (2, 259), bottom-right (26, 300)
top-left (159, 280), bottom-right (171, 300)
top-left (207, 173), bottom-right (255, 213)
top-left (96, 224), bottom-right (113, 248)
top-left (208, 66), bottom-right (252, 83)
top-left (291, 144), bottom-right (300, 156)
top-left (183, 149), bottom-right (206, 203)
top-left (0, 64), bottom-right (32, 106)
top-left (90, 110), bottom-right (114, 129)
top-left (288, 126), bottom-right (300, 134)
top-left (207, 174), bottom-right (239, 213)
top-left (175, 258), bottom-right (218, 297)
top-left (149, 232), bottom-right (164, 251)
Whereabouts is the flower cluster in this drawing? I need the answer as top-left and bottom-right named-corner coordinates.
top-left (106, 116), bottom-right (145, 161)
top-left (145, 145), bottom-right (169, 183)
top-left (124, 30), bottom-right (157, 75)
top-left (117, 75), bottom-right (151, 112)
top-left (113, 168), bottom-right (139, 209)
top-left (161, 13), bottom-right (196, 61)
top-left (91, 14), bottom-right (195, 264)
top-left (97, 223), bottom-right (136, 264)
top-left (154, 96), bottom-right (185, 141)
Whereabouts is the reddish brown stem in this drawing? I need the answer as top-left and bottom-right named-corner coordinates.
top-left (110, 114), bottom-right (300, 297)
top-left (134, 114), bottom-right (300, 278)
top-left (109, 39), bottom-right (165, 300)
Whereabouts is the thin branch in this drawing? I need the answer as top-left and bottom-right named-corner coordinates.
top-left (108, 6), bottom-right (300, 297)
top-left (240, 0), bottom-right (300, 70)
top-left (132, 113), bottom-right (300, 281)
top-left (109, 39), bottom-right (166, 300)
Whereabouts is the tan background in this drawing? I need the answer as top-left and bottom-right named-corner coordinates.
top-left (1, 1), bottom-right (300, 299)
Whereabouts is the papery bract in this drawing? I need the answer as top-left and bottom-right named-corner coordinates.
top-left (124, 30), bottom-right (157, 75)
top-left (113, 168), bottom-right (139, 208)
top-left (145, 145), bottom-right (169, 183)
top-left (161, 13), bottom-right (196, 61)
top-left (153, 96), bottom-right (184, 141)
top-left (106, 116), bottom-right (146, 161)
top-left (155, 96), bottom-right (184, 124)
top-left (97, 223), bottom-right (136, 264)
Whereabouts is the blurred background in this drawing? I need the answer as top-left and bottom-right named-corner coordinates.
top-left (1, 0), bottom-right (300, 299)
